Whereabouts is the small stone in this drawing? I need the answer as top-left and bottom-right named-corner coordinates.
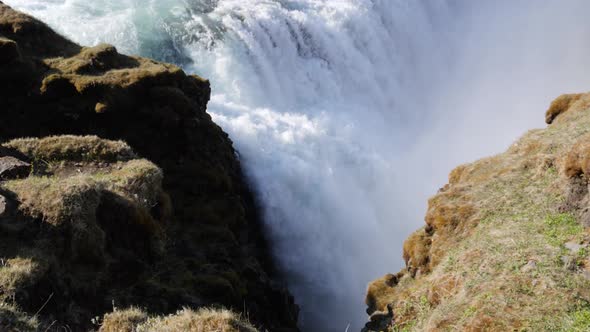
top-left (565, 241), bottom-right (586, 254)
top-left (0, 156), bottom-right (31, 179)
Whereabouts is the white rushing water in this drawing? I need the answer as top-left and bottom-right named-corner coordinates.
top-left (7, 0), bottom-right (590, 330)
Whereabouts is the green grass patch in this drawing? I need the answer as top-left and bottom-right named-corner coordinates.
top-left (561, 306), bottom-right (590, 332)
top-left (544, 213), bottom-right (583, 246)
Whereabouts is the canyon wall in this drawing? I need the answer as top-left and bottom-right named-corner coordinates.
top-left (0, 3), bottom-right (297, 331)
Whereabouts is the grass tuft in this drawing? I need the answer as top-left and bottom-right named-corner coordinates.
top-left (4, 135), bottom-right (136, 163)
top-left (545, 93), bottom-right (583, 124)
top-left (100, 307), bottom-right (258, 332)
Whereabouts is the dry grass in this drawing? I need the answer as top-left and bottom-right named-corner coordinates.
top-left (99, 307), bottom-right (148, 332)
top-left (103, 159), bottom-right (164, 209)
top-left (0, 135), bottom-right (170, 329)
top-left (0, 135), bottom-right (176, 332)
top-left (3, 136), bottom-right (164, 252)
top-left (3, 150), bottom-right (164, 264)
top-left (366, 92), bottom-right (590, 331)
top-left (448, 165), bottom-right (466, 185)
top-left (39, 43), bottom-right (193, 110)
top-left (563, 136), bottom-right (590, 178)
top-left (366, 274), bottom-right (402, 315)
top-left (402, 230), bottom-right (431, 274)
top-left (0, 257), bottom-right (46, 301)
top-left (545, 93), bottom-right (583, 124)
top-left (398, 182), bottom-right (477, 277)
top-left (0, 258), bottom-right (42, 331)
top-left (0, 303), bottom-right (38, 332)
top-left (100, 308), bottom-right (258, 332)
top-left (4, 175), bottom-right (107, 263)
top-left (4, 135), bottom-right (136, 162)
top-left (3, 150), bottom-right (162, 225)
top-left (4, 175), bottom-right (102, 225)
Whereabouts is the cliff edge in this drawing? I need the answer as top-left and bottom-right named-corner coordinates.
top-left (364, 94), bottom-right (590, 331)
top-left (0, 3), bottom-right (298, 331)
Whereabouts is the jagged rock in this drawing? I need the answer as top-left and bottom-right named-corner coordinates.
top-left (0, 156), bottom-right (30, 179)
top-left (565, 241), bottom-right (587, 254)
top-left (362, 304), bottom-right (393, 332)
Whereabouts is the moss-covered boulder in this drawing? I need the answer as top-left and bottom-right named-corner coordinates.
top-left (0, 136), bottom-right (168, 329)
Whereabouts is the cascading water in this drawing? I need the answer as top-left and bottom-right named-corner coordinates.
top-left (7, 0), bottom-right (590, 330)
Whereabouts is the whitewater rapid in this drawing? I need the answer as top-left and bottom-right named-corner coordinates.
top-left (7, 0), bottom-right (590, 331)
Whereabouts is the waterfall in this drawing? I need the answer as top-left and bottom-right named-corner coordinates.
top-left (7, 0), bottom-right (590, 330)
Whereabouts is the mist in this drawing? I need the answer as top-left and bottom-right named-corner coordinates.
top-left (401, 0), bottom-right (590, 223)
top-left (6, 1), bottom-right (590, 331)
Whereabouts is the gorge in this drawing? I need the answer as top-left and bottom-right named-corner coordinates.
top-left (4, 1), bottom-right (590, 331)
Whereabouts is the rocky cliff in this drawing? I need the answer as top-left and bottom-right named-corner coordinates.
top-left (0, 3), bottom-right (298, 331)
top-left (364, 94), bottom-right (590, 331)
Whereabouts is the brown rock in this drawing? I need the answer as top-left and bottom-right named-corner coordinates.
top-left (363, 304), bottom-right (394, 332)
top-left (0, 156), bottom-right (30, 179)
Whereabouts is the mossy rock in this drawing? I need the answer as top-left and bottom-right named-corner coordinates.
top-left (0, 3), bottom-right (298, 331)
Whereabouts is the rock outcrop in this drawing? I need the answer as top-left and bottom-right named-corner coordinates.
top-left (364, 92), bottom-right (590, 331)
top-left (0, 156), bottom-right (30, 179)
top-left (0, 3), bottom-right (298, 331)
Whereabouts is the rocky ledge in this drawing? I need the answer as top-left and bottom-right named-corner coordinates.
top-left (363, 93), bottom-right (590, 331)
top-left (0, 3), bottom-right (298, 332)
